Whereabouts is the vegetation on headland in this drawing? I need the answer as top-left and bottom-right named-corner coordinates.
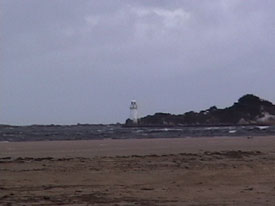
top-left (125, 94), bottom-right (275, 126)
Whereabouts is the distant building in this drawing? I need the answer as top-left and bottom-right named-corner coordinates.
top-left (130, 100), bottom-right (138, 124)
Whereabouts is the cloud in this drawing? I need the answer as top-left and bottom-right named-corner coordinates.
top-left (133, 7), bottom-right (190, 27)
top-left (1, 0), bottom-right (275, 125)
top-left (85, 16), bottom-right (100, 27)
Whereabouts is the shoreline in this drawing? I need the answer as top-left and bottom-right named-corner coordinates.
top-left (1, 135), bottom-right (275, 158)
top-left (1, 136), bottom-right (275, 205)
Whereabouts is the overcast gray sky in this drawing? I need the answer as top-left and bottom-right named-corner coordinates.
top-left (1, 0), bottom-right (275, 125)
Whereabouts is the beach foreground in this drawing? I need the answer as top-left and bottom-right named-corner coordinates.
top-left (1, 136), bottom-right (275, 205)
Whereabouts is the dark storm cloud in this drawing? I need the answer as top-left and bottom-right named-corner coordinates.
top-left (1, 0), bottom-right (275, 125)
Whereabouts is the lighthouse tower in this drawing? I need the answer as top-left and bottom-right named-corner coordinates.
top-left (130, 100), bottom-right (138, 124)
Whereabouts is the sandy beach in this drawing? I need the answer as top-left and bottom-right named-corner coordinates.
top-left (1, 136), bottom-right (275, 205)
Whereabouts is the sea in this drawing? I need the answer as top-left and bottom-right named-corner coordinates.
top-left (0, 124), bottom-right (274, 142)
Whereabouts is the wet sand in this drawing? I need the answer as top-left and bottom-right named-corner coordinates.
top-left (1, 136), bottom-right (275, 205)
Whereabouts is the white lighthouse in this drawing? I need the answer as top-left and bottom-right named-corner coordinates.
top-left (130, 100), bottom-right (138, 124)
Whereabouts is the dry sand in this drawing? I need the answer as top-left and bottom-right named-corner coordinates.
top-left (1, 136), bottom-right (275, 205)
